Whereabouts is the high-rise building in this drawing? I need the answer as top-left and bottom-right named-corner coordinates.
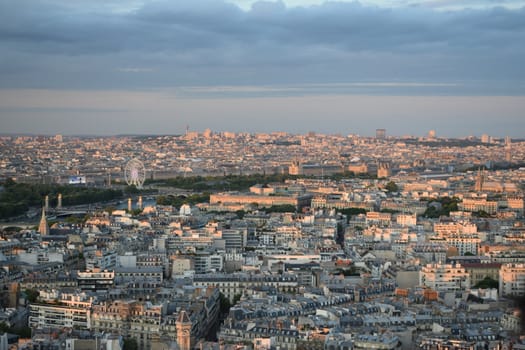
top-left (376, 128), bottom-right (386, 140)
top-left (505, 136), bottom-right (512, 162)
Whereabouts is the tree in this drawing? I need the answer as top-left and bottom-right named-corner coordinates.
top-left (423, 196), bottom-right (460, 218)
top-left (338, 208), bottom-right (367, 221)
top-left (129, 208), bottom-right (143, 216)
top-left (123, 338), bottom-right (138, 350)
top-left (385, 181), bottom-right (399, 193)
top-left (25, 289), bottom-right (39, 303)
top-left (219, 292), bottom-right (231, 314)
top-left (125, 185), bottom-right (140, 194)
top-left (104, 206), bottom-right (117, 215)
top-left (473, 210), bottom-right (491, 218)
top-left (13, 326), bottom-right (31, 338)
top-left (473, 276), bottom-right (499, 289)
top-left (232, 293), bottom-right (242, 305)
top-left (263, 204), bottom-right (296, 213)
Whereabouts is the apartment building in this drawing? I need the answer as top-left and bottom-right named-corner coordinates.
top-left (29, 291), bottom-right (95, 330)
top-left (499, 263), bottom-right (525, 297)
top-left (420, 263), bottom-right (470, 292)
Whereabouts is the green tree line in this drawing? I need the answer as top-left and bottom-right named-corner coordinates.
top-left (0, 179), bottom-right (123, 219)
top-left (148, 173), bottom-right (297, 191)
top-left (156, 193), bottom-right (211, 207)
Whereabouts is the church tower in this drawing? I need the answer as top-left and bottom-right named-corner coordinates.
top-left (38, 207), bottom-right (49, 235)
top-left (176, 310), bottom-right (192, 350)
top-left (474, 168), bottom-right (484, 192)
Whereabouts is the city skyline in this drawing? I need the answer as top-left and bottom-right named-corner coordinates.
top-left (1, 0), bottom-right (524, 137)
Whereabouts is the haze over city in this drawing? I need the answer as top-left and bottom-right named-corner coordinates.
top-left (3, 2), bottom-right (525, 348)
top-left (1, 0), bottom-right (525, 137)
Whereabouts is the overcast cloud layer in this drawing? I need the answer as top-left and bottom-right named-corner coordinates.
top-left (0, 0), bottom-right (524, 136)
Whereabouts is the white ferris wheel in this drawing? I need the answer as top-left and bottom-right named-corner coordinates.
top-left (124, 158), bottom-right (146, 189)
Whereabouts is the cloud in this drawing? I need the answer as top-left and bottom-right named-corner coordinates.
top-left (118, 67), bottom-right (155, 73)
top-left (0, 0), bottom-right (524, 93)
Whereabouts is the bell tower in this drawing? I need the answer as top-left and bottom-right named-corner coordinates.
top-left (176, 310), bottom-right (192, 350)
top-left (474, 168), bottom-right (484, 192)
top-left (38, 206), bottom-right (49, 235)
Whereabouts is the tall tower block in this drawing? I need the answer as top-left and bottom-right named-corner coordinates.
top-left (505, 136), bottom-right (512, 162)
top-left (376, 128), bottom-right (386, 140)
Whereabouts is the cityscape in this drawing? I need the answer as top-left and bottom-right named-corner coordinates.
top-left (2, 0), bottom-right (525, 350)
top-left (0, 130), bottom-right (525, 350)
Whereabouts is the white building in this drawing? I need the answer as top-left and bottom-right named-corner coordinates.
top-left (499, 263), bottom-right (525, 297)
top-left (29, 291), bottom-right (95, 330)
top-left (420, 263), bottom-right (470, 292)
top-left (396, 213), bottom-right (417, 227)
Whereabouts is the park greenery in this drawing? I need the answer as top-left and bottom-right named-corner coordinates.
top-left (148, 171), bottom-right (378, 192)
top-left (0, 178), bottom-right (123, 220)
top-left (263, 204), bottom-right (297, 213)
top-left (0, 322), bottom-right (31, 339)
top-left (329, 171), bottom-right (377, 181)
top-left (385, 181), bottom-right (399, 193)
top-left (156, 193), bottom-right (211, 207)
top-left (123, 338), bottom-right (138, 350)
top-left (337, 208), bottom-right (367, 221)
top-left (147, 173), bottom-right (296, 191)
top-left (423, 197), bottom-right (460, 218)
top-left (473, 276), bottom-right (499, 289)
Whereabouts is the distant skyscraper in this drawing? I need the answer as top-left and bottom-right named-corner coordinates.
top-left (505, 136), bottom-right (512, 162)
top-left (44, 195), bottom-right (49, 212)
top-left (376, 128), bottom-right (386, 140)
top-left (427, 130), bottom-right (436, 139)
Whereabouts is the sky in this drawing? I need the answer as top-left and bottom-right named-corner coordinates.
top-left (1, 0), bottom-right (524, 137)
